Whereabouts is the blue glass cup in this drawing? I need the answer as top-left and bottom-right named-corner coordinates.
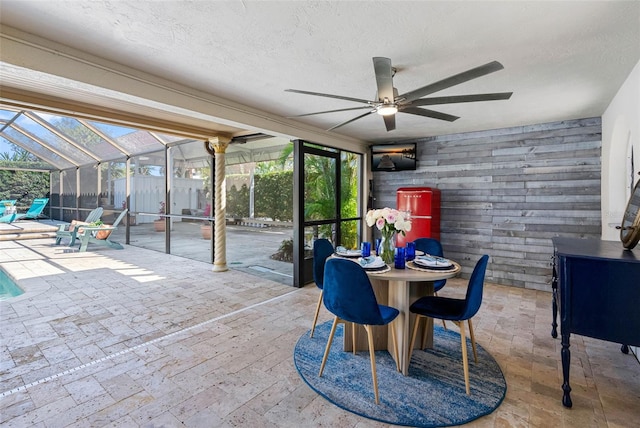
top-left (375, 238), bottom-right (382, 255)
top-left (361, 241), bottom-right (371, 257)
top-left (395, 247), bottom-right (406, 269)
top-left (406, 242), bottom-right (416, 261)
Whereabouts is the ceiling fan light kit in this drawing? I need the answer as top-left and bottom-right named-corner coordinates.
top-left (286, 57), bottom-right (513, 132)
top-left (377, 104), bottom-right (398, 116)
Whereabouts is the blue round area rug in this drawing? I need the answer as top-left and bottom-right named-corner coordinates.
top-left (294, 321), bottom-right (506, 427)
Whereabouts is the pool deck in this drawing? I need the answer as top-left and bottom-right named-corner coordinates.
top-left (0, 219), bottom-right (295, 286)
top-left (0, 237), bottom-right (639, 427)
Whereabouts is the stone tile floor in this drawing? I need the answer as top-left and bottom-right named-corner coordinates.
top-left (0, 238), bottom-right (638, 427)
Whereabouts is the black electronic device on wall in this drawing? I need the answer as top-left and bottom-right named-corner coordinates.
top-left (371, 143), bottom-right (417, 172)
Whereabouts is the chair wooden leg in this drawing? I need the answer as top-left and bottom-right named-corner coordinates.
top-left (310, 290), bottom-right (323, 338)
top-left (352, 322), bottom-right (357, 355)
top-left (408, 314), bottom-right (422, 364)
top-left (390, 321), bottom-right (400, 372)
top-left (319, 316), bottom-right (340, 377)
top-left (421, 317), bottom-right (430, 349)
top-left (364, 325), bottom-right (380, 404)
top-left (457, 321), bottom-right (471, 395)
top-left (433, 291), bottom-right (447, 330)
top-left (468, 318), bottom-right (478, 363)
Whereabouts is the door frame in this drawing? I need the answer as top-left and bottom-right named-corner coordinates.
top-left (292, 140), bottom-right (363, 287)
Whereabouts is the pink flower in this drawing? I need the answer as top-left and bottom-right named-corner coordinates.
top-left (366, 207), bottom-right (412, 235)
top-left (385, 211), bottom-right (397, 224)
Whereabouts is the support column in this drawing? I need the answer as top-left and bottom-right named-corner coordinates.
top-left (209, 136), bottom-right (231, 272)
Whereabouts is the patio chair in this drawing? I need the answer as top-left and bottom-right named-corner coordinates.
top-left (413, 237), bottom-right (449, 330)
top-left (408, 255), bottom-right (489, 395)
top-left (310, 238), bottom-right (334, 338)
top-left (0, 198), bottom-right (49, 223)
top-left (55, 207), bottom-right (104, 246)
top-left (0, 200), bottom-right (17, 216)
top-left (319, 258), bottom-right (400, 405)
top-left (413, 238), bottom-right (448, 294)
top-left (75, 209), bottom-right (127, 252)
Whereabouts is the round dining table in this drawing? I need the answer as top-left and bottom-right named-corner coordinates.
top-left (342, 260), bottom-right (461, 375)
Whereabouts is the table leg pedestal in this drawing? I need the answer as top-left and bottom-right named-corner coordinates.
top-left (343, 277), bottom-right (435, 376)
top-left (388, 279), bottom-right (434, 375)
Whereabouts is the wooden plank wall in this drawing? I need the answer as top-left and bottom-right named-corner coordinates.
top-left (372, 117), bottom-right (602, 290)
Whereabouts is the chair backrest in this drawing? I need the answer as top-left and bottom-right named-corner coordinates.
top-left (460, 255), bottom-right (490, 320)
top-left (85, 207), bottom-right (104, 223)
top-left (413, 237), bottom-right (447, 290)
top-left (0, 200), bottom-right (16, 216)
top-left (313, 238), bottom-right (334, 289)
top-left (111, 209), bottom-right (128, 228)
top-left (413, 237), bottom-right (444, 257)
top-left (323, 258), bottom-right (386, 325)
top-left (25, 198), bottom-right (49, 217)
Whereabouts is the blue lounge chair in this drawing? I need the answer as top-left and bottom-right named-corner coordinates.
top-left (0, 200), bottom-right (17, 216)
top-left (55, 207), bottom-right (104, 246)
top-left (0, 198), bottom-right (49, 223)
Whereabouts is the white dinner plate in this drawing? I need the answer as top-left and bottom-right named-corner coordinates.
top-left (358, 256), bottom-right (386, 269)
top-left (414, 255), bottom-right (453, 268)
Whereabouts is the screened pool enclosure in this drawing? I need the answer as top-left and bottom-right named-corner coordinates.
top-left (0, 107), bottom-right (364, 287)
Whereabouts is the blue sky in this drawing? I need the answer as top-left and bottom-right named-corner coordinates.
top-left (0, 139), bottom-right (15, 155)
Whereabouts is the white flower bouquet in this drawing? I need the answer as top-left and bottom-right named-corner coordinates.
top-left (365, 207), bottom-right (412, 236)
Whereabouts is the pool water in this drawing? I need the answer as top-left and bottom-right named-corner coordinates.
top-left (0, 269), bottom-right (24, 300)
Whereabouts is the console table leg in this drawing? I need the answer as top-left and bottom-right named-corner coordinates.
top-left (561, 333), bottom-right (572, 408)
top-left (551, 263), bottom-right (558, 338)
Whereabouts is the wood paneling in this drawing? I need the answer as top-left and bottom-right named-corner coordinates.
top-left (372, 117), bottom-right (602, 290)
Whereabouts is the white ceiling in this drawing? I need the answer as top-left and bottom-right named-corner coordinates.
top-left (1, 1), bottom-right (639, 144)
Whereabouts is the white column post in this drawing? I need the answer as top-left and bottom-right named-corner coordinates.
top-left (209, 137), bottom-right (231, 272)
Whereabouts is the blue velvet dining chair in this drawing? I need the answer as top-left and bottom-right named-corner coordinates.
top-left (413, 237), bottom-right (449, 331)
top-left (319, 258), bottom-right (400, 404)
top-left (408, 254), bottom-right (489, 395)
top-left (413, 237), bottom-right (447, 293)
top-left (310, 238), bottom-right (335, 338)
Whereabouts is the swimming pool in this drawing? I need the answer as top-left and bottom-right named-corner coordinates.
top-left (0, 268), bottom-right (24, 300)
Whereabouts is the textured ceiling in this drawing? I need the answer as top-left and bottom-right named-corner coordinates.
top-left (1, 1), bottom-right (639, 144)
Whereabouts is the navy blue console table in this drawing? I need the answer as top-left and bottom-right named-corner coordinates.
top-left (552, 237), bottom-right (640, 408)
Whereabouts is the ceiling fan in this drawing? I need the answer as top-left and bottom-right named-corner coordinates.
top-left (285, 57), bottom-right (512, 132)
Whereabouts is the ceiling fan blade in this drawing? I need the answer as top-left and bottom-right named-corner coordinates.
top-left (399, 61), bottom-right (506, 103)
top-left (327, 110), bottom-right (375, 131)
top-left (401, 106), bottom-right (459, 122)
top-left (411, 92), bottom-right (513, 106)
top-left (373, 57), bottom-right (395, 103)
top-left (382, 114), bottom-right (396, 132)
top-left (285, 89), bottom-right (372, 104)
top-left (288, 106), bottom-right (372, 118)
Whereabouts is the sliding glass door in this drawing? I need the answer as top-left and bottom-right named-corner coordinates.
top-left (293, 141), bottom-right (362, 287)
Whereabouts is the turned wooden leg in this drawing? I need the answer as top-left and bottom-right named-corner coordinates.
top-left (561, 332), bottom-right (573, 407)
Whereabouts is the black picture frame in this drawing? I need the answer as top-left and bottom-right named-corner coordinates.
top-left (371, 143), bottom-right (417, 171)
